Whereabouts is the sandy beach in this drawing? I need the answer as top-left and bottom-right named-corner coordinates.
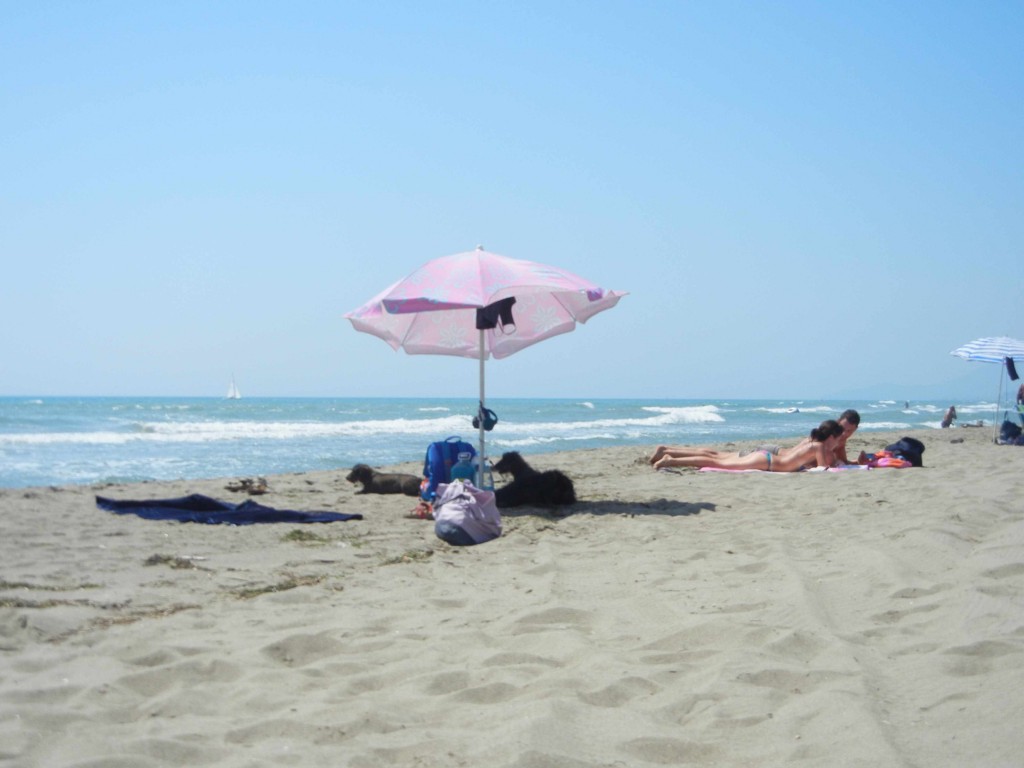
top-left (2, 426), bottom-right (1023, 767)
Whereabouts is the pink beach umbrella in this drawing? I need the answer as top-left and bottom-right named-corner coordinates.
top-left (346, 246), bottom-right (625, 480)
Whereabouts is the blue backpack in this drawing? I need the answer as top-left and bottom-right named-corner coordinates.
top-left (421, 436), bottom-right (476, 500)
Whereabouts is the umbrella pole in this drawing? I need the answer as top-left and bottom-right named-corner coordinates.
top-left (478, 328), bottom-right (486, 485)
top-left (993, 368), bottom-right (1005, 443)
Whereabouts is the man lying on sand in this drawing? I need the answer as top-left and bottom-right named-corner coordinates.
top-left (831, 409), bottom-right (860, 465)
top-left (651, 409), bottom-right (860, 469)
top-left (652, 420), bottom-right (844, 473)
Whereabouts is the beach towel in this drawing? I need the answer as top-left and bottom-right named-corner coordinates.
top-left (864, 451), bottom-right (913, 469)
top-left (96, 494), bottom-right (363, 525)
top-left (697, 468), bottom-right (792, 474)
top-left (695, 465), bottom-right (868, 474)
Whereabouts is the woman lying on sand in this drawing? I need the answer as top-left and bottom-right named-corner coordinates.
top-left (651, 410), bottom-right (860, 468)
top-left (651, 441), bottom-right (795, 465)
top-left (652, 420), bottom-right (844, 472)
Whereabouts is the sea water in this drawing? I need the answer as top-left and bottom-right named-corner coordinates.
top-left (0, 396), bottom-right (997, 488)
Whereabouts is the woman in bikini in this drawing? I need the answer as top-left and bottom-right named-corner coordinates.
top-left (652, 420), bottom-right (844, 472)
top-left (651, 410), bottom-right (859, 468)
top-left (651, 441), bottom-right (794, 465)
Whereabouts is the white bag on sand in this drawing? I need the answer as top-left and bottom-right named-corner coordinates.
top-left (433, 481), bottom-right (502, 544)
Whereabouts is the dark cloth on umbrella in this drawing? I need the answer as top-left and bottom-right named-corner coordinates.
top-left (475, 296), bottom-right (516, 330)
top-left (96, 494), bottom-right (362, 525)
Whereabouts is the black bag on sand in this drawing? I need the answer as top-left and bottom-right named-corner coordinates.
top-left (999, 420), bottom-right (1022, 444)
top-left (884, 437), bottom-right (925, 467)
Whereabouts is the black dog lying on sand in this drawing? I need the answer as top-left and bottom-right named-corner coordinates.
top-left (492, 451), bottom-right (576, 508)
top-left (346, 464), bottom-right (421, 496)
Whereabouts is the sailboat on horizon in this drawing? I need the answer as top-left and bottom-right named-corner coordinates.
top-left (226, 375), bottom-right (241, 400)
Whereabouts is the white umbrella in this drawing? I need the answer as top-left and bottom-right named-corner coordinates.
top-left (950, 336), bottom-right (1024, 439)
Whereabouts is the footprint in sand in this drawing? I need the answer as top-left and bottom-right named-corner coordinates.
top-left (943, 639), bottom-right (1021, 677)
top-left (764, 629), bottom-right (831, 665)
top-left (981, 562), bottom-right (1024, 580)
top-left (261, 632), bottom-right (347, 667)
top-left (509, 606), bottom-right (593, 636)
top-left (454, 681), bottom-right (519, 703)
top-left (736, 668), bottom-right (853, 693)
top-left (869, 601), bottom-right (940, 626)
top-left (482, 651), bottom-right (562, 670)
top-left (119, 658), bottom-right (243, 697)
top-left (619, 736), bottom-right (720, 765)
top-left (578, 676), bottom-right (660, 707)
top-left (422, 670), bottom-right (471, 695)
top-left (421, 669), bottom-right (519, 703)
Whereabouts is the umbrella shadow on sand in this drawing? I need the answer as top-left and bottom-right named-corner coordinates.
top-left (499, 499), bottom-right (717, 519)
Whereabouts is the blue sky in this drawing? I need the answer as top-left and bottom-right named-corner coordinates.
top-left (2, 1), bottom-right (1021, 401)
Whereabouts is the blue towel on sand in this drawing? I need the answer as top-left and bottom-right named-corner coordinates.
top-left (96, 494), bottom-right (362, 525)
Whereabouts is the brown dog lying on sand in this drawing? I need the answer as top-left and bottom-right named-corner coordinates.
top-left (346, 464), bottom-right (421, 496)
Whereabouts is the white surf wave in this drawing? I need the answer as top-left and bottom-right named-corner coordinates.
top-left (0, 405), bottom-right (724, 447)
top-left (639, 405), bottom-right (725, 424)
top-left (861, 421), bottom-right (914, 430)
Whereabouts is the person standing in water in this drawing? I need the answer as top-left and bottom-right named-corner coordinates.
top-left (941, 406), bottom-right (957, 428)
